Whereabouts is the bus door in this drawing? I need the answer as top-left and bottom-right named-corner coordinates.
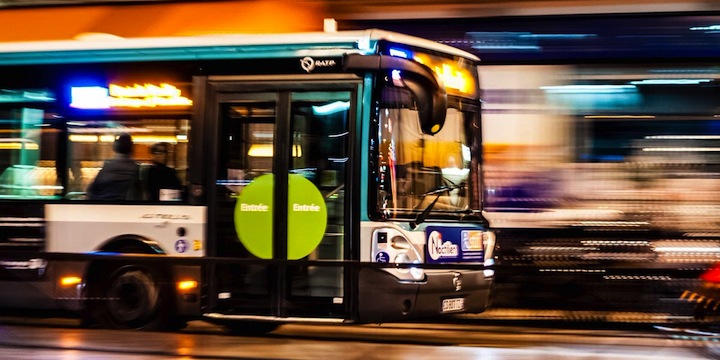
top-left (207, 79), bottom-right (357, 320)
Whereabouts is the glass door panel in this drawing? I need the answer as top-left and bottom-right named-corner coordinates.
top-left (209, 84), bottom-right (355, 319)
top-left (213, 94), bottom-right (278, 315)
top-left (284, 91), bottom-right (350, 317)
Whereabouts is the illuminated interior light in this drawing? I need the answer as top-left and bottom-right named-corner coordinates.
top-left (99, 135), bottom-right (115, 143)
top-left (248, 144), bottom-right (302, 157)
top-left (68, 135), bottom-right (99, 143)
top-left (630, 79), bottom-right (712, 85)
top-left (0, 142), bottom-right (39, 150)
top-left (312, 101), bottom-right (350, 115)
top-left (248, 144), bottom-right (273, 157)
top-left (69, 134), bottom-right (179, 144)
top-left (68, 126), bottom-right (148, 134)
top-left (176, 134), bottom-right (188, 141)
top-left (177, 280), bottom-right (198, 291)
top-left (131, 135), bottom-right (179, 144)
top-left (389, 48), bottom-right (410, 58)
top-left (253, 133), bottom-right (274, 139)
top-left (391, 69), bottom-right (402, 80)
top-left (60, 276), bottom-right (82, 287)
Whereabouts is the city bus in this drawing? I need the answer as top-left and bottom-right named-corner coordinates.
top-left (0, 29), bottom-right (494, 331)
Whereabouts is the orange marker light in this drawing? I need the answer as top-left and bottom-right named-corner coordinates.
top-left (60, 276), bottom-right (82, 287)
top-left (177, 280), bottom-right (198, 291)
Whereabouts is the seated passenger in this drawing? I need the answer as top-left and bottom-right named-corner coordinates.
top-left (87, 133), bottom-right (143, 201)
top-left (145, 142), bottom-right (182, 201)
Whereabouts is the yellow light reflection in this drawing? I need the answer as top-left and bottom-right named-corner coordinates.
top-left (414, 54), bottom-right (474, 95)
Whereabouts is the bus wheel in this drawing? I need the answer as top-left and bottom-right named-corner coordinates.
top-left (100, 265), bottom-right (168, 330)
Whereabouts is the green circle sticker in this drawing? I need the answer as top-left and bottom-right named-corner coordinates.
top-left (234, 173), bottom-right (327, 260)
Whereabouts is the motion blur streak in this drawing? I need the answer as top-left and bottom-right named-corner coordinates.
top-left (480, 64), bottom-right (720, 236)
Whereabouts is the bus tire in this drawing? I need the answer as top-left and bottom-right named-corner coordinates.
top-left (94, 264), bottom-right (172, 331)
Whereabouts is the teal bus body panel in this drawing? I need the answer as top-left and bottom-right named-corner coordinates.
top-left (359, 74), bottom-right (374, 222)
top-left (0, 30), bottom-right (479, 66)
top-left (0, 45), bottom-right (362, 65)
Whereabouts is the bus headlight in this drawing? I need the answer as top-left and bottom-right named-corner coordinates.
top-left (410, 260), bottom-right (424, 280)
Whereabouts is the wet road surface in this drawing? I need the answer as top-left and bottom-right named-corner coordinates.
top-left (0, 311), bottom-right (716, 359)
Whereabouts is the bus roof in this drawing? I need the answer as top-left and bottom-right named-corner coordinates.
top-left (0, 29), bottom-right (479, 65)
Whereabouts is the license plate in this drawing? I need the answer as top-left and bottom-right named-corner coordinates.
top-left (441, 297), bottom-right (465, 313)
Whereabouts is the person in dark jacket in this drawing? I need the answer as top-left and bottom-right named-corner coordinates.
top-left (87, 133), bottom-right (143, 201)
top-left (145, 142), bottom-right (182, 201)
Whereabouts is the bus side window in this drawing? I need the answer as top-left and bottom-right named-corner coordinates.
top-left (67, 119), bottom-right (189, 202)
top-left (0, 107), bottom-right (61, 200)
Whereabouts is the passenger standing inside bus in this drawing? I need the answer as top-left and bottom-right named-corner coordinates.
top-left (87, 133), bottom-right (143, 201)
top-left (145, 142), bottom-right (182, 201)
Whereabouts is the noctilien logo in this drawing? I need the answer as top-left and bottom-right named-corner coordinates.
top-left (428, 230), bottom-right (460, 261)
top-left (300, 57), bottom-right (337, 73)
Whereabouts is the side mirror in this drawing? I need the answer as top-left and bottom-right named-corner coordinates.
top-left (344, 54), bottom-right (448, 135)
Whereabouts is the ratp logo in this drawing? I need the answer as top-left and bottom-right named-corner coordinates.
top-left (300, 57), bottom-right (337, 73)
top-left (300, 57), bottom-right (315, 72)
top-left (428, 230), bottom-right (459, 261)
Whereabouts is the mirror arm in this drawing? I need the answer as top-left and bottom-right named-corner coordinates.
top-left (343, 54), bottom-right (447, 135)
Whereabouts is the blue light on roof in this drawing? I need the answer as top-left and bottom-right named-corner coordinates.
top-left (389, 48), bottom-right (410, 58)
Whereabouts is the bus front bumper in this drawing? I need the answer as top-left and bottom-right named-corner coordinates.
top-left (357, 267), bottom-right (493, 323)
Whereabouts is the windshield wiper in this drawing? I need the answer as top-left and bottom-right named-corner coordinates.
top-left (409, 181), bottom-right (465, 230)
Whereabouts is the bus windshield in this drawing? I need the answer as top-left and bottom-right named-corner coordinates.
top-left (376, 90), bottom-right (471, 219)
